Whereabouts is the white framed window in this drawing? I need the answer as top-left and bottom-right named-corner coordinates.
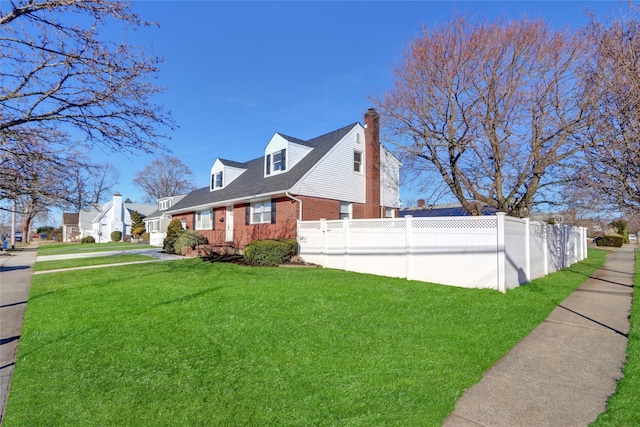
top-left (339, 201), bottom-right (352, 220)
top-left (266, 149), bottom-right (286, 175)
top-left (195, 210), bottom-right (213, 230)
top-left (354, 151), bottom-right (363, 173)
top-left (159, 199), bottom-right (169, 210)
top-left (251, 200), bottom-right (272, 224)
top-left (212, 171), bottom-right (223, 189)
top-left (147, 220), bottom-right (160, 232)
top-left (385, 207), bottom-right (396, 218)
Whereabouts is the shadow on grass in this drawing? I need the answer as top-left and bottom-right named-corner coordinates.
top-left (154, 286), bottom-right (227, 307)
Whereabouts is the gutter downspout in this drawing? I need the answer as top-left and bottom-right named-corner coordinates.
top-left (285, 192), bottom-right (303, 220)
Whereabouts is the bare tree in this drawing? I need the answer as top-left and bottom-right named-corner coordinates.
top-left (133, 156), bottom-right (196, 203)
top-left (67, 161), bottom-right (120, 211)
top-left (372, 16), bottom-right (592, 217)
top-left (0, 0), bottom-right (175, 209)
top-left (578, 6), bottom-right (640, 214)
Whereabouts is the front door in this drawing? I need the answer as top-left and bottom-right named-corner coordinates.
top-left (225, 206), bottom-right (234, 242)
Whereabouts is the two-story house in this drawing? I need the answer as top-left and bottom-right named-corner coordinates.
top-left (166, 108), bottom-right (401, 248)
top-left (143, 194), bottom-right (186, 246)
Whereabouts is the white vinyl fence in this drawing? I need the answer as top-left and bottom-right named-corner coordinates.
top-left (297, 213), bottom-right (588, 292)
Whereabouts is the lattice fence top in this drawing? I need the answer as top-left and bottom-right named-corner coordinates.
top-left (412, 218), bottom-right (497, 229)
top-left (298, 222), bottom-right (322, 229)
top-left (301, 217), bottom-right (499, 230)
top-left (349, 220), bottom-right (406, 229)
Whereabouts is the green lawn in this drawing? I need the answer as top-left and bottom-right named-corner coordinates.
top-left (593, 249), bottom-right (640, 426)
top-left (36, 242), bottom-right (156, 256)
top-left (34, 254), bottom-right (157, 272)
top-left (5, 249), bottom-right (606, 426)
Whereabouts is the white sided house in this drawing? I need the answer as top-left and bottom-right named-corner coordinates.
top-left (143, 195), bottom-right (186, 246)
top-left (167, 108), bottom-right (402, 248)
top-left (79, 193), bottom-right (156, 242)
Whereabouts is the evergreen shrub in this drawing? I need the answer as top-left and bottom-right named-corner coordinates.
top-left (244, 239), bottom-right (294, 266)
top-left (81, 236), bottom-right (95, 244)
top-left (110, 231), bottom-right (122, 242)
top-left (163, 219), bottom-right (183, 253)
top-left (171, 230), bottom-right (208, 255)
top-left (595, 235), bottom-right (624, 247)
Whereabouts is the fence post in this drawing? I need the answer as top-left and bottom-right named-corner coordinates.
top-left (320, 218), bottom-right (327, 266)
top-left (496, 213), bottom-right (507, 293)
top-left (344, 218), bottom-right (350, 271)
top-left (405, 215), bottom-right (413, 280)
top-left (542, 223), bottom-right (549, 276)
top-left (524, 218), bottom-right (531, 283)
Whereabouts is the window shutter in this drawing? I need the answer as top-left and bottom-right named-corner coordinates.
top-left (212, 210), bottom-right (215, 230)
top-left (192, 213), bottom-right (196, 230)
top-left (266, 154), bottom-right (271, 175)
top-left (271, 199), bottom-right (276, 224)
top-left (281, 149), bottom-right (286, 171)
top-left (245, 203), bottom-right (250, 225)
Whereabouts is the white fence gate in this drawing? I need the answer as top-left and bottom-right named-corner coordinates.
top-left (297, 213), bottom-right (587, 292)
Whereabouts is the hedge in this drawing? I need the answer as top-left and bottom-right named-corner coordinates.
top-left (244, 239), bottom-right (296, 266)
top-left (595, 235), bottom-right (624, 248)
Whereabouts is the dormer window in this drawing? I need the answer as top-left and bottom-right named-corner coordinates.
top-left (266, 149), bottom-right (286, 175)
top-left (158, 199), bottom-right (170, 210)
top-left (212, 171), bottom-right (223, 189)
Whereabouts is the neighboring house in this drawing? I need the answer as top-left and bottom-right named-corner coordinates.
top-left (400, 200), bottom-right (498, 217)
top-left (143, 194), bottom-right (186, 246)
top-left (166, 108), bottom-right (402, 248)
top-left (61, 213), bottom-right (80, 242)
top-left (79, 193), bottom-right (156, 242)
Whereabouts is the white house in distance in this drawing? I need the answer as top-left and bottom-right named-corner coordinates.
top-left (143, 194), bottom-right (186, 246)
top-left (79, 193), bottom-right (156, 242)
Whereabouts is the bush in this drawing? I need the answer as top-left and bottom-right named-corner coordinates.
top-left (81, 236), bottom-right (95, 244)
top-left (244, 239), bottom-right (294, 266)
top-left (170, 230), bottom-right (208, 255)
top-left (110, 231), bottom-right (122, 242)
top-left (595, 235), bottom-right (624, 247)
top-left (272, 238), bottom-right (298, 256)
top-left (163, 219), bottom-right (184, 253)
top-left (141, 232), bottom-right (150, 243)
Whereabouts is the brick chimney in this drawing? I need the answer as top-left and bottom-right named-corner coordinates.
top-left (364, 108), bottom-right (381, 218)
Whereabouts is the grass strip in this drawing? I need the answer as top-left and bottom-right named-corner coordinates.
top-left (37, 242), bottom-right (156, 256)
top-left (5, 249), bottom-right (606, 426)
top-left (34, 254), bottom-right (157, 272)
top-left (592, 249), bottom-right (639, 426)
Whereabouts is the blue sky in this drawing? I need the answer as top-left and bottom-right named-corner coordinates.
top-left (93, 0), bottom-right (621, 208)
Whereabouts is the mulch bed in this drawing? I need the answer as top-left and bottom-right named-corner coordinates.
top-left (201, 253), bottom-right (262, 266)
top-left (201, 253), bottom-right (317, 268)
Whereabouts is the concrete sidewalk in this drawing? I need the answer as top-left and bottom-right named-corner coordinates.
top-left (0, 243), bottom-right (38, 425)
top-left (35, 247), bottom-right (182, 262)
top-left (444, 245), bottom-right (635, 427)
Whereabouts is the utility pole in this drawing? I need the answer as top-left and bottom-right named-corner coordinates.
top-left (11, 199), bottom-right (16, 249)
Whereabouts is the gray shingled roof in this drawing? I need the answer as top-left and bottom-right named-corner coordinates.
top-left (62, 212), bottom-right (79, 225)
top-left (169, 122), bottom-right (358, 213)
